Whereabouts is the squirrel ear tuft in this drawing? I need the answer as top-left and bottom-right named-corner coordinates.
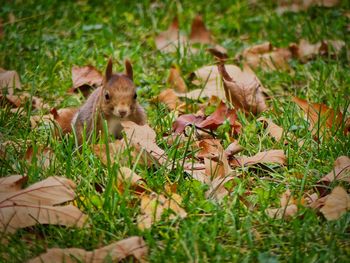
top-left (105, 57), bottom-right (113, 82)
top-left (124, 59), bottom-right (133, 81)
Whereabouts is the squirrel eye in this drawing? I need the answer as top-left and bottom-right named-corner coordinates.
top-left (104, 92), bottom-right (110, 101)
top-left (133, 93), bottom-right (137, 100)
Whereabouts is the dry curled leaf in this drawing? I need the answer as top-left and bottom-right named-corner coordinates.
top-left (225, 141), bottom-right (244, 157)
top-left (218, 64), bottom-right (268, 115)
top-left (257, 117), bottom-right (284, 141)
top-left (69, 65), bottom-right (103, 97)
top-left (242, 42), bottom-right (292, 71)
top-left (167, 65), bottom-right (187, 93)
top-left (121, 121), bottom-right (167, 165)
top-left (319, 186), bottom-right (350, 221)
top-left (0, 68), bottom-right (21, 95)
top-left (116, 167), bottom-right (147, 195)
top-left (266, 190), bottom-right (298, 219)
top-left (137, 192), bottom-right (187, 230)
top-left (152, 88), bottom-right (180, 110)
top-left (0, 176), bottom-right (87, 233)
top-left (231, 150), bottom-right (286, 167)
top-left (0, 175), bottom-right (28, 193)
top-left (293, 97), bottom-right (343, 137)
top-left (276, 0), bottom-right (340, 14)
top-left (28, 236), bottom-right (148, 263)
top-left (319, 156), bottom-right (350, 184)
top-left (172, 114), bottom-right (205, 134)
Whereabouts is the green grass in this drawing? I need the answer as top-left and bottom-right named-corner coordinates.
top-left (1, 0), bottom-right (350, 262)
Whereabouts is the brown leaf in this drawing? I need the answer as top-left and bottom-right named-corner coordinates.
top-left (0, 92), bottom-right (49, 110)
top-left (172, 114), bottom-right (205, 134)
top-left (276, 0), bottom-right (340, 14)
top-left (266, 189), bottom-right (298, 219)
top-left (225, 141), bottom-right (244, 157)
top-left (257, 117), bottom-right (284, 141)
top-left (50, 107), bottom-right (78, 134)
top-left (196, 139), bottom-right (223, 160)
top-left (137, 192), bottom-right (187, 230)
top-left (0, 175), bottom-right (28, 193)
top-left (70, 65), bottom-right (103, 97)
top-left (196, 101), bottom-right (242, 133)
top-left (28, 236), bottom-right (148, 263)
top-left (121, 121), bottom-right (167, 165)
top-left (293, 97), bottom-right (343, 137)
top-left (116, 167), bottom-right (147, 195)
top-left (155, 17), bottom-right (187, 53)
top-left (189, 15), bottom-right (213, 44)
top-left (289, 39), bottom-right (345, 62)
top-left (0, 176), bottom-right (87, 233)
top-left (231, 150), bottom-right (286, 167)
top-left (0, 68), bottom-right (21, 95)
top-left (320, 186), bottom-right (350, 221)
top-left (25, 146), bottom-right (55, 169)
top-left (218, 64), bottom-right (268, 115)
top-left (242, 42), bottom-right (292, 71)
top-left (92, 140), bottom-right (154, 167)
top-left (167, 65), bottom-right (187, 93)
top-left (152, 88), bottom-right (180, 111)
top-left (205, 175), bottom-right (235, 200)
top-left (319, 156), bottom-right (350, 184)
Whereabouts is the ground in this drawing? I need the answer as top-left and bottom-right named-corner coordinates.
top-left (0, 0), bottom-right (349, 262)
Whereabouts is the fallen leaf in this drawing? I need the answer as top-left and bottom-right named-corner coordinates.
top-left (0, 92), bottom-right (49, 110)
top-left (121, 121), bottom-right (168, 165)
top-left (225, 141), bottom-right (244, 157)
top-left (172, 114), bottom-right (205, 134)
top-left (0, 176), bottom-right (87, 233)
top-left (0, 175), bottom-right (28, 193)
top-left (167, 65), bottom-right (187, 93)
top-left (196, 139), bottom-right (223, 160)
top-left (196, 101), bottom-right (242, 134)
top-left (69, 65), bottom-right (103, 97)
top-left (319, 156), bottom-right (350, 184)
top-left (152, 88), bottom-right (180, 110)
top-left (231, 150), bottom-right (286, 167)
top-left (116, 167), bottom-right (147, 195)
top-left (257, 117), bottom-right (284, 141)
top-left (266, 189), bottom-right (298, 219)
top-left (155, 17), bottom-right (187, 53)
top-left (50, 107), bottom-right (78, 134)
top-left (25, 146), bottom-right (55, 169)
top-left (320, 186), bottom-right (350, 221)
top-left (293, 97), bottom-right (343, 137)
top-left (92, 140), bottom-right (154, 167)
top-left (218, 64), bottom-right (268, 115)
top-left (242, 42), bottom-right (292, 71)
top-left (137, 192), bottom-right (187, 229)
top-left (0, 68), bottom-right (21, 95)
top-left (289, 39), bottom-right (345, 62)
top-left (205, 175), bottom-right (235, 200)
top-left (28, 236), bottom-right (148, 263)
top-left (276, 0), bottom-right (340, 14)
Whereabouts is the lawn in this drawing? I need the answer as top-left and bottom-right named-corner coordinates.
top-left (0, 0), bottom-right (349, 262)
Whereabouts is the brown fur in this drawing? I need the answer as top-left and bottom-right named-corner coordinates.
top-left (71, 59), bottom-right (146, 145)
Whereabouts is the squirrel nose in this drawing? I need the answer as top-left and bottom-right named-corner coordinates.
top-left (119, 110), bottom-right (127, 118)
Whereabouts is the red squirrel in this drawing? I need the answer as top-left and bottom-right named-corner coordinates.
top-left (71, 58), bottom-right (146, 144)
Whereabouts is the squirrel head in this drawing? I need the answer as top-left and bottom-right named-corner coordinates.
top-left (100, 58), bottom-right (138, 119)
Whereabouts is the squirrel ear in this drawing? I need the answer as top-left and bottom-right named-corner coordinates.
top-left (124, 59), bottom-right (133, 81)
top-left (105, 58), bottom-right (113, 82)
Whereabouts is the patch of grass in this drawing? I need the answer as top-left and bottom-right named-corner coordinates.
top-left (1, 0), bottom-right (349, 262)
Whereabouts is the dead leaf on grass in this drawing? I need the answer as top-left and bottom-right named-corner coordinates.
top-left (319, 156), bottom-right (350, 184)
top-left (167, 65), bottom-right (187, 93)
top-left (276, 0), bottom-right (340, 14)
top-left (218, 64), bottom-right (268, 115)
top-left (121, 121), bottom-right (168, 165)
top-left (137, 192), bottom-right (187, 230)
top-left (265, 189), bottom-right (298, 219)
top-left (289, 39), bottom-right (345, 62)
top-left (231, 150), bottom-right (286, 167)
top-left (319, 186), bottom-right (350, 221)
top-left (293, 97), bottom-right (343, 137)
top-left (69, 65), bottom-right (103, 97)
top-left (0, 68), bottom-right (21, 95)
top-left (257, 117), bottom-right (284, 141)
top-left (25, 146), bottom-right (55, 169)
top-left (242, 42), bottom-right (292, 71)
top-left (28, 236), bottom-right (148, 263)
top-left (152, 88), bottom-right (181, 110)
top-left (0, 176), bottom-right (87, 233)
top-left (172, 114), bottom-right (205, 134)
top-left (0, 175), bottom-right (28, 193)
top-left (225, 141), bottom-right (244, 157)
top-left (116, 167), bottom-right (147, 195)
